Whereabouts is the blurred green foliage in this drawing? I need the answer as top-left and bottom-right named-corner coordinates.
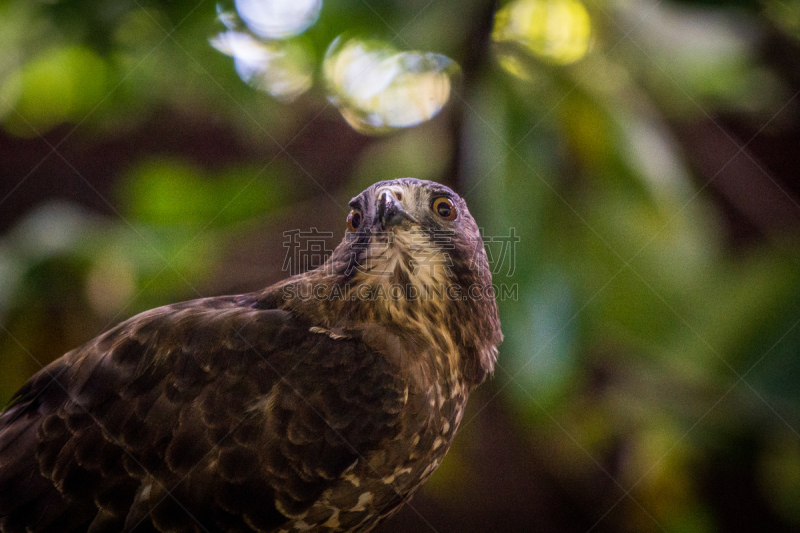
top-left (1, 0), bottom-right (800, 531)
top-left (121, 158), bottom-right (288, 226)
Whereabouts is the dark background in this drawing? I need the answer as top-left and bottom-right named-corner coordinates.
top-left (1, 0), bottom-right (800, 531)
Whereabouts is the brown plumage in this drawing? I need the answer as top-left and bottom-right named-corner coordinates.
top-left (0, 178), bottom-right (502, 533)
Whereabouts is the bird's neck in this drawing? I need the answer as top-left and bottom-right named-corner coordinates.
top-left (263, 260), bottom-right (496, 389)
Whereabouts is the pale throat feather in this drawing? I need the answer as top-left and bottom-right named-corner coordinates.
top-left (349, 228), bottom-right (463, 385)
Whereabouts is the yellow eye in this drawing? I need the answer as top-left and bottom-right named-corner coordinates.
top-left (432, 197), bottom-right (457, 221)
top-left (346, 209), bottom-right (363, 232)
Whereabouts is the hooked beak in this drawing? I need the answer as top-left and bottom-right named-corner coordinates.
top-left (376, 190), bottom-right (417, 229)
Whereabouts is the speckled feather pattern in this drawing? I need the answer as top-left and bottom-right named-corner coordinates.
top-left (0, 178), bottom-right (502, 533)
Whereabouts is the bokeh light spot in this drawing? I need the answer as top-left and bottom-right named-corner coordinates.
top-left (234, 0), bottom-right (322, 39)
top-left (323, 37), bottom-right (458, 135)
top-left (493, 0), bottom-right (591, 71)
top-left (211, 31), bottom-right (313, 101)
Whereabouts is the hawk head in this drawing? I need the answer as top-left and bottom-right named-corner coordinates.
top-left (281, 178), bottom-right (502, 384)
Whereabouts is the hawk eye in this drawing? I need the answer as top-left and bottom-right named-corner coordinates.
top-left (432, 197), bottom-right (457, 221)
top-left (346, 209), bottom-right (363, 232)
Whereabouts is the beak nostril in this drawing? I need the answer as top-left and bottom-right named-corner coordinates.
top-left (376, 189), bottom-right (417, 229)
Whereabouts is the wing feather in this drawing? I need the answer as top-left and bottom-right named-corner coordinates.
top-left (0, 294), bottom-right (408, 533)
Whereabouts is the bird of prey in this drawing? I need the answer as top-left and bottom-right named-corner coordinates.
top-left (0, 178), bottom-right (502, 533)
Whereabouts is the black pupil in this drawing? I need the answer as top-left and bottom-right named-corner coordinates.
top-left (437, 201), bottom-right (451, 217)
top-left (351, 212), bottom-right (361, 228)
